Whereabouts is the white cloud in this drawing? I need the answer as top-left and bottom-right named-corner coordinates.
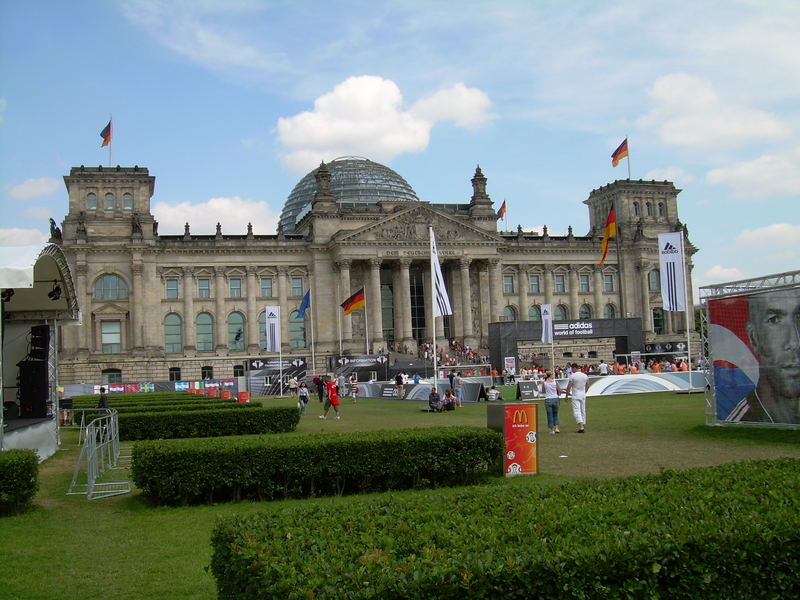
top-left (703, 265), bottom-right (748, 284)
top-left (22, 206), bottom-right (54, 221)
top-left (0, 97), bottom-right (6, 124)
top-left (152, 196), bottom-right (279, 235)
top-left (0, 228), bottom-right (49, 246)
top-left (736, 223), bottom-right (800, 247)
top-left (7, 177), bottom-right (60, 199)
top-left (706, 147), bottom-right (800, 198)
top-left (642, 167), bottom-right (696, 184)
top-left (276, 76), bottom-right (494, 173)
top-left (637, 73), bottom-right (789, 147)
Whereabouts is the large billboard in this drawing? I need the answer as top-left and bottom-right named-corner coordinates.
top-left (707, 288), bottom-right (800, 425)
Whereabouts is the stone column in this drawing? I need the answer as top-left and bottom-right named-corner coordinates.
top-left (182, 267), bottom-right (195, 353)
top-left (593, 267), bottom-right (603, 319)
top-left (517, 264), bottom-right (529, 321)
top-left (131, 261), bottom-right (144, 353)
top-left (75, 263), bottom-right (90, 355)
top-left (369, 258), bottom-right (383, 351)
top-left (489, 258), bottom-right (503, 323)
top-left (543, 264), bottom-right (554, 309)
top-left (214, 266), bottom-right (227, 351)
top-left (337, 259), bottom-right (353, 341)
top-left (638, 261), bottom-right (651, 333)
top-left (277, 267), bottom-right (289, 351)
top-left (460, 258), bottom-right (474, 343)
top-left (569, 267), bottom-right (579, 320)
top-left (479, 262), bottom-right (491, 340)
top-left (399, 258), bottom-right (413, 349)
top-left (246, 266), bottom-right (259, 353)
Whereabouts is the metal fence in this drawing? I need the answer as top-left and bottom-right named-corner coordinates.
top-left (66, 409), bottom-right (130, 500)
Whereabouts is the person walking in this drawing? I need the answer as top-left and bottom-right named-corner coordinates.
top-left (543, 372), bottom-right (563, 434)
top-left (565, 362), bottom-right (589, 433)
top-left (320, 376), bottom-right (341, 420)
top-left (96, 386), bottom-right (109, 414)
top-left (297, 381), bottom-right (310, 415)
top-left (288, 376), bottom-right (298, 399)
top-left (315, 375), bottom-right (325, 403)
top-left (395, 371), bottom-right (404, 399)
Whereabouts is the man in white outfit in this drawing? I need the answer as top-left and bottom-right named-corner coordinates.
top-left (565, 362), bottom-right (589, 433)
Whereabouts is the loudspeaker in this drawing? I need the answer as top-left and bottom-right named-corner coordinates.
top-left (29, 325), bottom-right (50, 361)
top-left (18, 360), bottom-right (48, 418)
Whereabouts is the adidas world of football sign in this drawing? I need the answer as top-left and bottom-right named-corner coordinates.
top-left (658, 232), bottom-right (686, 311)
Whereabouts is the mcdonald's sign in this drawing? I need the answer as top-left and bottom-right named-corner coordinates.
top-left (503, 403), bottom-right (537, 476)
top-left (512, 409), bottom-right (528, 425)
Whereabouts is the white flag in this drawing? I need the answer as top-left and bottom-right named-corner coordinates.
top-left (658, 232), bottom-right (687, 311)
top-left (430, 227), bottom-right (453, 316)
top-left (264, 305), bottom-right (281, 352)
top-left (541, 303), bottom-right (553, 344)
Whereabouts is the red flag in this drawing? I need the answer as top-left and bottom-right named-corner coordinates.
top-left (100, 120), bottom-right (112, 147)
top-left (340, 288), bottom-right (365, 315)
top-left (599, 208), bottom-right (617, 265)
top-left (611, 138), bottom-right (628, 167)
top-left (496, 200), bottom-right (507, 219)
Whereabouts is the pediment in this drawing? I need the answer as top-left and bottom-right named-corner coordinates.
top-left (335, 206), bottom-right (500, 245)
top-left (93, 302), bottom-right (129, 316)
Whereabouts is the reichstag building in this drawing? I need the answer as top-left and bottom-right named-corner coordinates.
top-left (53, 157), bottom-right (696, 384)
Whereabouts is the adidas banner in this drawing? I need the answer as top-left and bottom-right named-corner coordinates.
top-left (264, 305), bottom-right (282, 352)
top-left (658, 232), bottom-right (687, 311)
top-left (541, 303), bottom-right (553, 344)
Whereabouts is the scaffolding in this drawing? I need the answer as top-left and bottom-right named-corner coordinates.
top-left (66, 409), bottom-right (130, 500)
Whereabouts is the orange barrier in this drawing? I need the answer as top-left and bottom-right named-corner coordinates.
top-left (207, 389), bottom-right (218, 398)
top-left (238, 391), bottom-right (250, 403)
top-left (221, 390), bottom-right (232, 399)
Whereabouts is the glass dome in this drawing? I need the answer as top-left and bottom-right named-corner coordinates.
top-left (278, 156), bottom-right (419, 233)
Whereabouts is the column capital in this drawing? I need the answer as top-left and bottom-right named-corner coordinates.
top-left (336, 258), bottom-right (352, 269)
top-left (246, 265), bottom-right (258, 275)
top-left (459, 257), bottom-right (472, 269)
top-left (398, 258), bottom-right (412, 268)
top-left (489, 258), bottom-right (501, 268)
top-left (132, 263), bottom-right (144, 275)
top-left (370, 257), bottom-right (383, 268)
top-left (214, 266), bottom-right (225, 276)
top-left (277, 265), bottom-right (288, 275)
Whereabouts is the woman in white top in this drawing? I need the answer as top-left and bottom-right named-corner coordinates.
top-left (543, 372), bottom-right (563, 434)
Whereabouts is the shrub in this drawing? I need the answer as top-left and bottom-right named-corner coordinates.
top-left (119, 406), bottom-right (298, 441)
top-left (113, 402), bottom-right (258, 415)
top-left (211, 458), bottom-right (800, 599)
top-left (132, 426), bottom-right (503, 506)
top-left (0, 450), bottom-right (40, 515)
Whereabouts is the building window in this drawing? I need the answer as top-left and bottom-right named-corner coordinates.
top-left (633, 201), bottom-right (640, 217)
top-left (229, 278), bottom-right (242, 298)
top-left (164, 313), bottom-right (182, 353)
top-left (258, 311), bottom-right (267, 349)
top-left (166, 278), bottom-right (179, 299)
top-left (290, 277), bottom-right (303, 297)
top-left (658, 202), bottom-right (665, 217)
top-left (646, 202), bottom-right (653, 217)
top-left (289, 310), bottom-right (306, 348)
top-left (123, 193), bottom-right (133, 210)
top-left (104, 192), bottom-right (115, 210)
top-left (653, 308), bottom-right (666, 334)
top-left (603, 274), bottom-right (614, 292)
top-left (501, 306), bottom-right (517, 321)
top-left (87, 192), bottom-right (97, 210)
top-left (260, 277), bottom-right (273, 297)
top-left (233, 365), bottom-right (244, 377)
top-left (196, 313), bottom-right (214, 351)
top-left (529, 305), bottom-right (541, 321)
top-left (579, 274), bottom-right (590, 292)
top-left (201, 366), bottom-right (214, 380)
top-left (529, 274), bottom-right (540, 294)
top-left (649, 270), bottom-right (661, 291)
top-left (94, 274), bottom-right (128, 300)
top-left (604, 303), bottom-right (616, 319)
top-left (198, 278), bottom-right (210, 298)
top-left (555, 304), bottom-right (568, 320)
top-left (169, 367), bottom-right (181, 382)
top-left (579, 304), bottom-right (592, 320)
top-left (554, 274), bottom-right (566, 293)
top-left (101, 368), bottom-right (122, 384)
top-left (101, 320), bottom-right (121, 354)
top-left (228, 312), bottom-right (245, 350)
top-left (503, 275), bottom-right (515, 294)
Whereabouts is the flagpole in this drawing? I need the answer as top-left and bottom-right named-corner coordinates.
top-left (680, 231), bottom-right (693, 378)
top-left (430, 226), bottom-right (439, 393)
top-left (613, 198), bottom-right (626, 320)
top-left (626, 133), bottom-right (631, 180)
top-left (309, 295), bottom-right (316, 378)
top-left (108, 114), bottom-right (113, 167)
top-left (336, 280), bottom-right (343, 359)
top-left (363, 284), bottom-right (370, 355)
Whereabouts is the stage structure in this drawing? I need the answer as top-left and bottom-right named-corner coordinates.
top-left (700, 269), bottom-right (800, 427)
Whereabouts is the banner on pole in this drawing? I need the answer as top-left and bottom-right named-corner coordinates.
top-left (264, 305), bottom-right (281, 352)
top-left (430, 227), bottom-right (453, 316)
top-left (658, 232), bottom-right (687, 311)
top-left (541, 303), bottom-right (553, 343)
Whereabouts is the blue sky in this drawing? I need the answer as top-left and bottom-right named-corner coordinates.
top-left (1, 0), bottom-right (798, 300)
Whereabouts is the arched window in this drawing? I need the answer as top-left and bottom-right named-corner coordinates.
top-left (658, 202), bottom-right (665, 217)
top-left (646, 202), bottom-right (653, 216)
top-left (258, 311), bottom-right (267, 349)
top-left (104, 192), bottom-right (116, 210)
top-left (228, 312), bottom-right (245, 350)
top-left (528, 305), bottom-right (541, 321)
top-left (648, 269), bottom-right (661, 291)
top-left (652, 308), bottom-right (665, 334)
top-left (123, 193), bottom-right (134, 210)
top-left (94, 274), bottom-right (128, 300)
top-left (196, 313), bottom-right (214, 351)
top-left (289, 310), bottom-right (306, 348)
top-left (501, 306), bottom-right (517, 321)
top-left (579, 304), bottom-right (592, 320)
top-left (87, 192), bottom-right (97, 210)
top-left (604, 303), bottom-right (616, 319)
top-left (555, 304), bottom-right (568, 320)
top-left (164, 313), bottom-right (182, 353)
top-left (633, 201), bottom-right (640, 217)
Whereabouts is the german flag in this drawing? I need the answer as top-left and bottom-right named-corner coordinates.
top-left (496, 199), bottom-right (507, 220)
top-left (100, 119), bottom-right (112, 147)
top-left (611, 138), bottom-right (628, 167)
top-left (341, 288), bottom-right (365, 315)
top-left (599, 208), bottom-right (617, 265)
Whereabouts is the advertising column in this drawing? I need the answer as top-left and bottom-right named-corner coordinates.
top-left (487, 403), bottom-right (538, 476)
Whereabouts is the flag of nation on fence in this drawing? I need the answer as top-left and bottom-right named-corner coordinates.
top-left (658, 231), bottom-right (687, 311)
top-left (598, 207), bottom-right (617, 266)
top-left (611, 138), bottom-right (628, 167)
top-left (430, 227), bottom-right (453, 316)
top-left (341, 288), bottom-right (365, 315)
top-left (100, 119), bottom-right (112, 147)
top-left (541, 303), bottom-right (553, 344)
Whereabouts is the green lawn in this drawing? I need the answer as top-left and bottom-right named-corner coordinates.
top-left (2, 391), bottom-right (799, 600)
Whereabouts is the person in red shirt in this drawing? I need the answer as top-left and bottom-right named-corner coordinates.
top-left (320, 375), bottom-right (341, 420)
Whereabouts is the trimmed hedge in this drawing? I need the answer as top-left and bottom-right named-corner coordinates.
top-left (119, 406), bottom-right (298, 441)
top-left (70, 392), bottom-right (195, 407)
top-left (211, 458), bottom-right (800, 599)
top-left (132, 426), bottom-right (503, 505)
top-left (0, 449), bottom-right (39, 514)
top-left (113, 402), bottom-right (259, 415)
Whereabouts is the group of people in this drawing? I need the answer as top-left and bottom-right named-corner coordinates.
top-left (427, 387), bottom-right (459, 412)
top-left (287, 373), bottom-right (363, 419)
top-left (543, 363), bottom-right (590, 434)
top-left (415, 339), bottom-right (490, 366)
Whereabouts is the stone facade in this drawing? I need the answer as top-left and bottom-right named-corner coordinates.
top-left (54, 161), bottom-right (696, 384)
